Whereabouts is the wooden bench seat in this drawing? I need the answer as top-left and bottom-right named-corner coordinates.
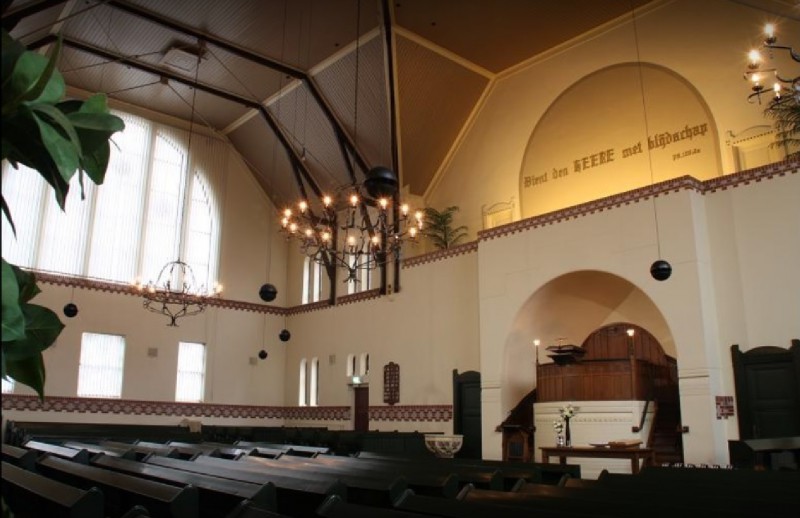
top-left (91, 453), bottom-right (276, 517)
top-left (316, 494), bottom-right (429, 518)
top-left (145, 454), bottom-right (346, 518)
top-left (2, 461), bottom-right (105, 518)
top-left (63, 441), bottom-right (137, 460)
top-left (36, 453), bottom-right (198, 518)
top-left (201, 454), bottom-right (408, 506)
top-left (235, 441), bottom-right (330, 457)
top-left (393, 488), bottom-right (591, 518)
top-left (462, 483), bottom-right (780, 518)
top-left (2, 443), bottom-right (38, 470)
top-left (283, 454), bottom-right (505, 491)
top-left (100, 440), bottom-right (181, 460)
top-left (23, 440), bottom-right (90, 463)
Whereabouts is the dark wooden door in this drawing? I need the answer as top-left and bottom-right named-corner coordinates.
top-left (732, 342), bottom-right (800, 439)
top-left (453, 370), bottom-right (482, 459)
top-left (354, 386), bottom-right (369, 432)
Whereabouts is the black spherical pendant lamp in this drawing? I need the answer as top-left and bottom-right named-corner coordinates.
top-left (258, 349), bottom-right (268, 360)
top-left (63, 303), bottom-right (79, 318)
top-left (650, 260), bottom-right (672, 281)
top-left (279, 329), bottom-right (291, 342)
top-left (259, 283), bottom-right (277, 302)
top-left (363, 166), bottom-right (398, 199)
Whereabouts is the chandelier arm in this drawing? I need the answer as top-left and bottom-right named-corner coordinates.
top-left (764, 44), bottom-right (799, 63)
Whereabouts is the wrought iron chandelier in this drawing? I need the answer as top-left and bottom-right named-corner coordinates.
top-left (137, 260), bottom-right (222, 326)
top-left (744, 23), bottom-right (798, 108)
top-left (280, 166), bottom-right (423, 284)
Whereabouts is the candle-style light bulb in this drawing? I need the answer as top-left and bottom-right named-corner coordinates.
top-left (322, 195), bottom-right (332, 207)
top-left (350, 194), bottom-right (359, 206)
top-left (289, 222), bottom-right (298, 233)
top-left (626, 329), bottom-right (635, 337)
top-left (764, 23), bottom-right (775, 41)
top-left (371, 235), bottom-right (380, 247)
top-left (773, 82), bottom-right (782, 97)
top-left (298, 201), bottom-right (308, 213)
top-left (304, 228), bottom-right (313, 237)
top-left (347, 235), bottom-right (356, 247)
top-left (409, 227), bottom-right (418, 238)
top-left (533, 339), bottom-right (541, 347)
top-left (321, 231), bottom-right (331, 242)
top-left (747, 49), bottom-right (761, 68)
top-left (401, 204), bottom-right (409, 216)
top-left (379, 198), bottom-right (389, 210)
top-left (283, 208), bottom-right (292, 218)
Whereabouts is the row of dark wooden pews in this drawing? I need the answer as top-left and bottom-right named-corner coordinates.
top-left (4, 433), bottom-right (799, 518)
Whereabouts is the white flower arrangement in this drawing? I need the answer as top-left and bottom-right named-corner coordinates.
top-left (559, 403), bottom-right (577, 420)
top-left (553, 420), bottom-right (564, 434)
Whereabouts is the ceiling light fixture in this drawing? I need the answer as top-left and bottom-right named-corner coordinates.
top-left (280, 167), bottom-right (423, 284)
top-left (137, 40), bottom-right (222, 325)
top-left (743, 23), bottom-right (798, 108)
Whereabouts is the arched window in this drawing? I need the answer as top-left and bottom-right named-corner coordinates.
top-left (346, 354), bottom-right (356, 377)
top-left (302, 257), bottom-right (311, 304)
top-left (359, 353), bottom-right (370, 376)
top-left (309, 357), bottom-right (319, 406)
top-left (299, 358), bottom-right (307, 406)
top-left (312, 261), bottom-right (322, 302)
top-left (1, 110), bottom-right (224, 288)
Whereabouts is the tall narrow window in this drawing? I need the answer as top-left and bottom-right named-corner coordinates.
top-left (359, 353), bottom-right (370, 376)
top-left (310, 357), bottom-right (320, 406)
top-left (176, 341), bottom-right (206, 402)
top-left (77, 333), bottom-right (126, 398)
top-left (361, 262), bottom-right (372, 290)
top-left (312, 262), bottom-right (322, 302)
top-left (2, 377), bottom-right (15, 394)
top-left (346, 354), bottom-right (356, 377)
top-left (299, 358), bottom-right (308, 406)
top-left (302, 257), bottom-right (311, 304)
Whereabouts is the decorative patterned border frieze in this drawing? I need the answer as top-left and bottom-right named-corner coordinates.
top-left (369, 405), bottom-right (453, 422)
top-left (286, 289), bottom-right (383, 315)
top-left (401, 241), bottom-right (479, 268)
top-left (478, 160), bottom-right (798, 242)
top-left (2, 396), bottom-right (453, 423)
top-left (34, 272), bottom-right (287, 316)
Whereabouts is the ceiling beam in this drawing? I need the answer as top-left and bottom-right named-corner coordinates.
top-left (2, 0), bottom-right (67, 31)
top-left (37, 33), bottom-right (324, 200)
top-left (105, 0), bottom-right (371, 180)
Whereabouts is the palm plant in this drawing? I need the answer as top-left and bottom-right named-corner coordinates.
top-left (422, 206), bottom-right (468, 250)
top-left (765, 95), bottom-right (800, 159)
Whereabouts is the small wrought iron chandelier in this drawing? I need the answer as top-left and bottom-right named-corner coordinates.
top-left (743, 23), bottom-right (799, 108)
top-left (280, 167), bottom-right (423, 284)
top-left (137, 260), bottom-right (222, 326)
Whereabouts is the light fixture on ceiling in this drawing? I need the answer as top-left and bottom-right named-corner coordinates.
top-left (137, 40), bottom-right (222, 326)
top-left (138, 260), bottom-right (222, 326)
top-left (743, 23), bottom-right (798, 108)
top-left (280, 166), bottom-right (423, 284)
top-left (280, 0), bottom-right (422, 285)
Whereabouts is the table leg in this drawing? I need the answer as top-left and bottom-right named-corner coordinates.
top-left (631, 456), bottom-right (639, 474)
top-left (559, 456), bottom-right (567, 466)
top-left (542, 452), bottom-right (550, 464)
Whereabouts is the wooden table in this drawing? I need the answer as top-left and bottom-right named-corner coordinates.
top-left (540, 445), bottom-right (655, 474)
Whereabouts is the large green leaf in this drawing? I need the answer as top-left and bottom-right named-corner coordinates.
top-left (2, 42), bottom-right (64, 115)
top-left (1, 258), bottom-right (25, 342)
top-left (68, 111), bottom-right (125, 132)
top-left (31, 102), bottom-right (83, 157)
top-left (5, 353), bottom-right (46, 400)
top-left (80, 140), bottom-right (111, 185)
top-left (31, 108), bottom-right (80, 184)
top-left (23, 36), bottom-right (64, 105)
top-left (1, 29), bottom-right (26, 92)
top-left (3, 303), bottom-right (64, 360)
top-left (12, 264), bottom-right (40, 303)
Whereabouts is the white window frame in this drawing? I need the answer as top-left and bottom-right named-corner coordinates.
top-left (309, 357), bottom-right (319, 406)
top-left (359, 353), bottom-right (370, 377)
top-left (77, 332), bottom-right (126, 399)
top-left (175, 341), bottom-right (207, 403)
top-left (2, 377), bottom-right (15, 394)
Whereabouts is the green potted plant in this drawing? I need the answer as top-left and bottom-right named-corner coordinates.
top-left (421, 206), bottom-right (468, 250)
top-left (1, 29), bottom-right (124, 399)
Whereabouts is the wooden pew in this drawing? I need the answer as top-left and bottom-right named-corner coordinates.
top-left (101, 440), bottom-right (181, 460)
top-left (356, 451), bottom-right (579, 486)
top-left (91, 453), bottom-right (276, 518)
top-left (2, 443), bottom-right (38, 470)
top-left (272, 453), bottom-right (500, 492)
top-left (464, 482), bottom-right (780, 518)
top-left (145, 454), bottom-right (346, 518)
top-left (199, 454), bottom-right (409, 506)
top-left (226, 500), bottom-right (292, 518)
top-left (63, 441), bottom-right (137, 460)
top-left (393, 488), bottom-right (590, 518)
top-left (36, 453), bottom-right (198, 518)
top-left (248, 447), bottom-right (285, 459)
top-left (2, 461), bottom-right (105, 518)
top-left (23, 440), bottom-right (90, 463)
top-left (315, 494), bottom-right (428, 518)
top-left (179, 441), bottom-right (255, 459)
top-left (235, 441), bottom-right (330, 457)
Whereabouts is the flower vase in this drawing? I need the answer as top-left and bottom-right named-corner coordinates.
top-left (556, 434), bottom-right (565, 447)
top-left (565, 418), bottom-right (572, 447)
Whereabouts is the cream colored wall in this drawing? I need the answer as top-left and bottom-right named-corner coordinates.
top-left (426, 0), bottom-right (798, 239)
top-left (6, 140), bottom-right (289, 425)
top-left (283, 251), bottom-right (480, 431)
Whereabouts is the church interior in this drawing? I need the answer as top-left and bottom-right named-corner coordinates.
top-left (2, 0), bottom-right (799, 516)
